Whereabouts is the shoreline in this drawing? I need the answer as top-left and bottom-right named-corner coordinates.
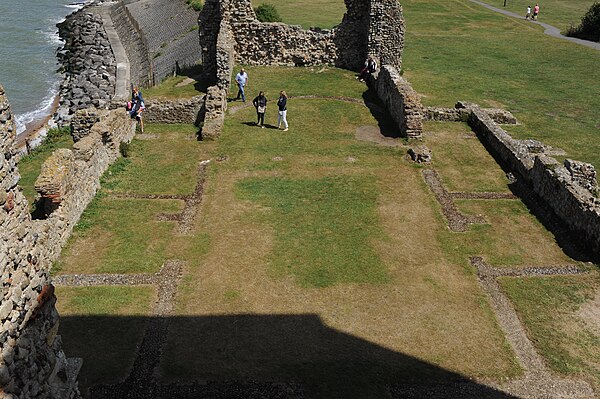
top-left (14, 94), bottom-right (61, 155)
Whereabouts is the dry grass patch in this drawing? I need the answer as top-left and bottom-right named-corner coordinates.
top-left (55, 197), bottom-right (183, 275)
top-left (161, 91), bottom-right (520, 395)
top-left (56, 286), bottom-right (155, 395)
top-left (452, 199), bottom-right (575, 267)
top-left (425, 121), bottom-right (510, 193)
top-left (500, 274), bottom-right (600, 390)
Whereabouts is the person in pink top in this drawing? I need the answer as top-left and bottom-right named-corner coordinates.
top-left (533, 3), bottom-right (540, 20)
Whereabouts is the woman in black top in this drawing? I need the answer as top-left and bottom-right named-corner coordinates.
top-left (252, 91), bottom-right (267, 128)
top-left (277, 90), bottom-right (288, 131)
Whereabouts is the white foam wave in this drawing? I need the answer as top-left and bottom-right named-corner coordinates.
top-left (15, 83), bottom-right (60, 135)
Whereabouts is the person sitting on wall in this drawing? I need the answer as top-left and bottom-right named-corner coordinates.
top-left (129, 87), bottom-right (145, 133)
top-left (357, 56), bottom-right (378, 82)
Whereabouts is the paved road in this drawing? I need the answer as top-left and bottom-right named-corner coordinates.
top-left (470, 0), bottom-right (600, 51)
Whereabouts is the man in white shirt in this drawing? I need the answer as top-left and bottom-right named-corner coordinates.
top-left (235, 68), bottom-right (249, 102)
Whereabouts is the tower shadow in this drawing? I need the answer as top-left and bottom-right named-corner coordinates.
top-left (60, 314), bottom-right (517, 398)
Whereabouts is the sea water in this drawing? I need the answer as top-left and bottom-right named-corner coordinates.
top-left (0, 0), bottom-right (87, 134)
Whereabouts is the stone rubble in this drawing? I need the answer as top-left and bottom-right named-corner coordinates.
top-left (56, 11), bottom-right (116, 124)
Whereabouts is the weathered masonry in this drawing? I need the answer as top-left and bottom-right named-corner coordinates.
top-left (0, 84), bottom-right (135, 398)
top-left (198, 0), bottom-right (424, 140)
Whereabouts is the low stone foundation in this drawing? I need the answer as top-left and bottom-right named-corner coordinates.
top-left (426, 102), bottom-right (518, 125)
top-left (467, 105), bottom-right (600, 256)
top-left (144, 96), bottom-right (205, 125)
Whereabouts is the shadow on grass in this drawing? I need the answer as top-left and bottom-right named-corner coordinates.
top-left (62, 314), bottom-right (517, 398)
top-left (361, 89), bottom-right (401, 139)
top-left (474, 133), bottom-right (599, 264)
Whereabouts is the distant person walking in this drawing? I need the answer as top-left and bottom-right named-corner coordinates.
top-left (533, 3), bottom-right (540, 20)
top-left (235, 68), bottom-right (248, 102)
top-left (252, 91), bottom-right (267, 128)
top-left (277, 90), bottom-right (288, 131)
top-left (525, 5), bottom-right (531, 19)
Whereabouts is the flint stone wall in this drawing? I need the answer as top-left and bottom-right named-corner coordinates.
top-left (426, 102), bottom-right (518, 125)
top-left (370, 65), bottom-right (423, 138)
top-left (0, 85), bottom-right (82, 399)
top-left (199, 0), bottom-right (404, 77)
top-left (199, 0), bottom-right (416, 138)
top-left (468, 106), bottom-right (600, 256)
top-left (144, 96), bottom-right (205, 125)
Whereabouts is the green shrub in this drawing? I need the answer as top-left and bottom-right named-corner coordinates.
top-left (566, 2), bottom-right (600, 42)
top-left (119, 142), bottom-right (130, 158)
top-left (254, 4), bottom-right (282, 23)
top-left (186, 0), bottom-right (203, 12)
top-left (46, 126), bottom-right (71, 144)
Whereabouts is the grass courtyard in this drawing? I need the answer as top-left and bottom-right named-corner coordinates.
top-left (12, 0), bottom-right (600, 397)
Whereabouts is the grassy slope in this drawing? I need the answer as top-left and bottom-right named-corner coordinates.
top-left (402, 0), bottom-right (600, 168)
top-left (475, 0), bottom-right (596, 30)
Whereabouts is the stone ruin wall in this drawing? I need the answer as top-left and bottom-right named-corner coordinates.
top-left (0, 84), bottom-right (135, 398)
top-left (143, 96), bottom-right (205, 125)
top-left (198, 0), bottom-right (423, 139)
top-left (466, 104), bottom-right (600, 256)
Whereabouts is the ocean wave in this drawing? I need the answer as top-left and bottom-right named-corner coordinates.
top-left (15, 82), bottom-right (60, 135)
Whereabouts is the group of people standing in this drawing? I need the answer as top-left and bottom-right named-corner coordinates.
top-left (236, 68), bottom-right (289, 131)
top-left (525, 3), bottom-right (540, 20)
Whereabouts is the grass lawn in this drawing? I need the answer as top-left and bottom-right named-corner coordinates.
top-left (253, 0), bottom-right (345, 29)
top-left (500, 274), bottom-right (600, 389)
top-left (143, 75), bottom-right (204, 99)
top-left (102, 124), bottom-right (202, 196)
top-left (161, 67), bottom-right (521, 397)
top-left (475, 0), bottom-right (596, 30)
top-left (54, 196), bottom-right (184, 275)
top-left (403, 0), bottom-right (600, 169)
top-left (56, 286), bottom-right (155, 395)
top-left (17, 133), bottom-right (73, 207)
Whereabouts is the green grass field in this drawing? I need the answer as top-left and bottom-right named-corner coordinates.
top-left (476, 0), bottom-right (596, 30)
top-left (500, 275), bottom-right (600, 389)
top-left (19, 1), bottom-right (600, 396)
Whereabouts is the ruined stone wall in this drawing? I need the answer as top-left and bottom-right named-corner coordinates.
top-left (232, 23), bottom-right (338, 66)
top-left (371, 65), bottom-right (423, 138)
top-left (34, 110), bottom-right (135, 257)
top-left (468, 106), bottom-right (600, 256)
top-left (0, 85), bottom-right (81, 399)
top-left (143, 96), bottom-right (205, 125)
top-left (198, 0), bottom-right (416, 137)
